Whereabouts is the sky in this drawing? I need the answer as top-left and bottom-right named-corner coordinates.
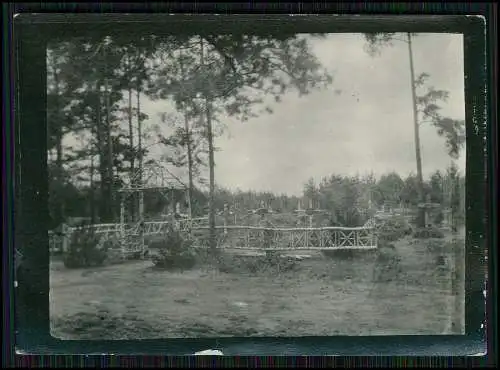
top-left (60, 33), bottom-right (466, 196)
top-left (138, 33), bottom-right (466, 196)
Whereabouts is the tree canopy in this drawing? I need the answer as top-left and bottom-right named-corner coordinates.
top-left (46, 34), bottom-right (333, 229)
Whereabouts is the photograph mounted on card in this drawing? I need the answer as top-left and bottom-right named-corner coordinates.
top-left (46, 31), bottom-right (467, 340)
top-left (13, 11), bottom-right (489, 356)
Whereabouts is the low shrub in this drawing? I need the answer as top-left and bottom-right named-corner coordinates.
top-left (260, 252), bottom-right (299, 273)
top-left (120, 234), bottom-right (148, 261)
top-left (376, 216), bottom-right (413, 242)
top-left (322, 248), bottom-right (378, 262)
top-left (101, 237), bottom-right (128, 264)
top-left (412, 227), bottom-right (445, 239)
top-left (63, 227), bottom-right (108, 268)
top-left (322, 249), bottom-right (356, 260)
top-left (150, 225), bottom-right (198, 270)
top-left (125, 251), bottom-right (145, 260)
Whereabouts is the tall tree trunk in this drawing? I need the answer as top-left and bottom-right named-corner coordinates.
top-left (95, 83), bottom-right (111, 222)
top-left (136, 81), bottom-right (145, 253)
top-left (207, 100), bottom-right (216, 252)
top-left (90, 149), bottom-right (96, 224)
top-left (179, 50), bottom-right (194, 219)
top-left (51, 63), bottom-right (65, 226)
top-left (408, 33), bottom-right (425, 227)
top-left (127, 61), bottom-right (135, 221)
top-left (89, 100), bottom-right (96, 224)
top-left (137, 83), bottom-right (144, 223)
top-left (104, 49), bottom-right (115, 222)
top-left (184, 110), bottom-right (194, 219)
top-left (450, 164), bottom-right (460, 232)
top-left (200, 37), bottom-right (217, 253)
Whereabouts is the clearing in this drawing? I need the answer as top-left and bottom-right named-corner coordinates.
top-left (50, 235), bottom-right (463, 339)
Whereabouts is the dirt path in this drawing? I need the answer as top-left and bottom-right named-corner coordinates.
top-left (50, 238), bottom-right (458, 339)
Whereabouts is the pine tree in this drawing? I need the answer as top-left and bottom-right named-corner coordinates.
top-left (147, 34), bottom-right (333, 252)
top-left (364, 33), bottom-right (465, 227)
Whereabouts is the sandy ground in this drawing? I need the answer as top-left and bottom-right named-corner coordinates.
top-left (50, 235), bottom-right (464, 340)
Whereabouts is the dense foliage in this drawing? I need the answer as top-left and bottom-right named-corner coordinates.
top-left (63, 227), bottom-right (108, 268)
top-left (150, 225), bottom-right (198, 270)
top-left (47, 34), bottom-right (465, 236)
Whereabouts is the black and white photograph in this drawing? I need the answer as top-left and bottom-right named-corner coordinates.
top-left (47, 32), bottom-right (466, 340)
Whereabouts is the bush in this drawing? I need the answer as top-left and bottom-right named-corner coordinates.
top-left (101, 238), bottom-right (125, 264)
top-left (151, 225), bottom-right (197, 270)
top-left (322, 249), bottom-right (355, 260)
top-left (63, 227), bottom-right (108, 268)
top-left (376, 216), bottom-right (412, 242)
top-left (412, 226), bottom-right (445, 239)
top-left (260, 252), bottom-right (299, 273)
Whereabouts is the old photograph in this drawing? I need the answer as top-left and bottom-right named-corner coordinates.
top-left (47, 32), bottom-right (466, 339)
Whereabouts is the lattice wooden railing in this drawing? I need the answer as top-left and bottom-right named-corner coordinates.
top-left (49, 220), bottom-right (377, 253)
top-left (48, 223), bottom-right (121, 253)
top-left (188, 226), bottom-right (377, 251)
top-left (48, 218), bottom-right (209, 253)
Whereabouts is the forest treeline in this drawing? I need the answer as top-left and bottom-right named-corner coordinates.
top-left (47, 34), bottom-right (465, 235)
top-left (53, 165), bottom-right (465, 228)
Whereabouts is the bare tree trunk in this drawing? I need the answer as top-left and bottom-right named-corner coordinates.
top-left (206, 99), bottom-right (216, 251)
top-left (137, 82), bottom-right (145, 251)
top-left (104, 55), bottom-right (115, 222)
top-left (179, 50), bottom-right (194, 219)
top-left (90, 151), bottom-right (96, 224)
top-left (89, 99), bottom-right (96, 224)
top-left (127, 59), bottom-right (135, 221)
top-left (408, 33), bottom-right (425, 228)
top-left (184, 110), bottom-right (194, 219)
top-left (52, 62), bottom-right (65, 226)
top-left (200, 37), bottom-right (217, 253)
top-left (137, 86), bottom-right (143, 215)
top-left (95, 82), bottom-right (111, 223)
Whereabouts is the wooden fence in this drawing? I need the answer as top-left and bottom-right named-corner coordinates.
top-left (48, 223), bottom-right (120, 253)
top-left (189, 225), bottom-right (377, 251)
top-left (49, 220), bottom-right (377, 253)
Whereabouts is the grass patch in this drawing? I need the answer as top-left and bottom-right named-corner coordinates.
top-left (413, 227), bottom-right (445, 239)
top-left (321, 248), bottom-right (377, 260)
top-left (372, 243), bottom-right (403, 283)
top-left (216, 252), bottom-right (300, 275)
top-left (51, 310), bottom-right (165, 340)
top-left (50, 242), bottom-right (458, 339)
